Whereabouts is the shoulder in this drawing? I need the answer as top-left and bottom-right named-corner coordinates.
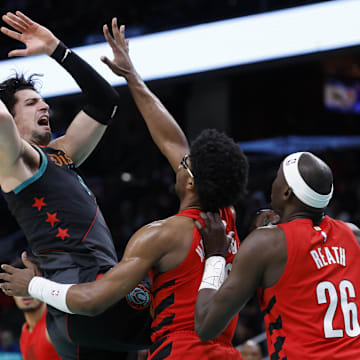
top-left (129, 215), bottom-right (192, 248)
top-left (240, 225), bottom-right (286, 262)
top-left (345, 222), bottom-right (360, 245)
top-left (245, 225), bottom-right (285, 246)
top-left (136, 215), bottom-right (194, 242)
top-left (125, 215), bottom-right (195, 270)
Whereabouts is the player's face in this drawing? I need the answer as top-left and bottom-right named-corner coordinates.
top-left (175, 154), bottom-right (194, 197)
top-left (271, 163), bottom-right (287, 214)
top-left (13, 295), bottom-right (43, 312)
top-left (12, 89), bottom-right (52, 146)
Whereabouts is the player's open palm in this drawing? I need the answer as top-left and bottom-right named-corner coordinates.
top-left (1, 11), bottom-right (59, 57)
top-left (101, 17), bottom-right (134, 78)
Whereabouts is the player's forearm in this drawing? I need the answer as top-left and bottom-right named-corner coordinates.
top-left (195, 289), bottom-right (223, 341)
top-left (126, 71), bottom-right (189, 168)
top-left (50, 42), bottom-right (120, 125)
top-left (66, 282), bottom-right (117, 316)
top-left (28, 277), bottom-right (118, 316)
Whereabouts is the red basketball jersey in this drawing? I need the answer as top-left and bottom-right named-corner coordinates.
top-left (149, 207), bottom-right (240, 346)
top-left (258, 216), bottom-right (360, 359)
top-left (20, 310), bottom-right (61, 360)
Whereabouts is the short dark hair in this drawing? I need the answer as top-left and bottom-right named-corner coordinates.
top-left (190, 129), bottom-right (248, 212)
top-left (0, 73), bottom-right (41, 115)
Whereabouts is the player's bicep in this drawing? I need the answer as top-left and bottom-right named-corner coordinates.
top-left (0, 111), bottom-right (24, 172)
top-left (49, 111), bottom-right (106, 166)
top-left (67, 225), bottom-right (162, 315)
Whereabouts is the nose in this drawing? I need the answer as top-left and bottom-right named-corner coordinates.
top-left (39, 99), bottom-right (49, 111)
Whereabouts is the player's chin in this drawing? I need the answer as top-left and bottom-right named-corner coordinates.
top-left (35, 130), bottom-right (52, 146)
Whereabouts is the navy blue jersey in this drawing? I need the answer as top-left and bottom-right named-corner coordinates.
top-left (2, 146), bottom-right (117, 283)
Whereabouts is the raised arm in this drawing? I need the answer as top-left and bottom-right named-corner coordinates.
top-left (0, 220), bottom-right (171, 316)
top-left (1, 11), bottom-right (120, 165)
top-left (101, 18), bottom-right (189, 172)
top-left (0, 99), bottom-right (40, 191)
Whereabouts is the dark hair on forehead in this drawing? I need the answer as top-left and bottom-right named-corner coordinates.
top-left (298, 152), bottom-right (333, 195)
top-left (0, 73), bottom-right (42, 115)
top-left (190, 128), bottom-right (249, 212)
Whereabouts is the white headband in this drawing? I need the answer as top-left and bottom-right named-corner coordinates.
top-left (282, 152), bottom-right (333, 209)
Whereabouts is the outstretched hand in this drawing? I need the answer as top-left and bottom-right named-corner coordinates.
top-left (101, 17), bottom-right (135, 78)
top-left (194, 212), bottom-right (231, 258)
top-left (1, 11), bottom-right (59, 57)
top-left (0, 252), bottom-right (39, 297)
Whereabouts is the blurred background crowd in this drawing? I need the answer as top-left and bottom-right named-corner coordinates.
top-left (0, 0), bottom-right (360, 359)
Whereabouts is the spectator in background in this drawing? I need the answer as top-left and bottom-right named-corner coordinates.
top-left (0, 329), bottom-right (20, 353)
top-left (11, 258), bottom-right (60, 360)
top-left (239, 340), bottom-right (263, 360)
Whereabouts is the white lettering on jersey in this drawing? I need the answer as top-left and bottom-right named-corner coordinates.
top-left (196, 239), bottom-right (205, 263)
top-left (310, 247), bottom-right (346, 269)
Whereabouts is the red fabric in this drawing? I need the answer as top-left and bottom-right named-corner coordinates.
top-left (149, 207), bottom-right (241, 358)
top-left (148, 331), bottom-right (243, 359)
top-left (258, 216), bottom-right (360, 359)
top-left (20, 310), bottom-right (61, 360)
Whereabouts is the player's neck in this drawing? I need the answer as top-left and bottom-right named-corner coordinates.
top-left (282, 210), bottom-right (325, 225)
top-left (24, 302), bottom-right (46, 332)
top-left (178, 198), bottom-right (201, 213)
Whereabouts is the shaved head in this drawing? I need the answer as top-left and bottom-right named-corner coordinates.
top-left (297, 153), bottom-right (333, 195)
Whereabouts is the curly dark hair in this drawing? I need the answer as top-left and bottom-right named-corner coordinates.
top-left (190, 128), bottom-right (248, 212)
top-left (0, 73), bottom-right (42, 115)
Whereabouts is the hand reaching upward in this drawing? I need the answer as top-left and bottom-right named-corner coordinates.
top-left (101, 17), bottom-right (135, 79)
top-left (1, 11), bottom-right (59, 57)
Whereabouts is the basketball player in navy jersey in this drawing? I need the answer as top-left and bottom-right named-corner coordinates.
top-left (0, 18), bottom-right (249, 359)
top-left (0, 11), bottom-right (151, 359)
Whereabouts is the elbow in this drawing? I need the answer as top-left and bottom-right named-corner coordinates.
top-left (195, 326), bottom-right (210, 342)
top-left (194, 318), bottom-right (214, 342)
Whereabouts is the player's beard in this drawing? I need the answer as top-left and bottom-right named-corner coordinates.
top-left (32, 129), bottom-right (52, 146)
top-left (22, 301), bottom-right (43, 313)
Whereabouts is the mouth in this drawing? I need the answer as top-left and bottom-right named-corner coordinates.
top-left (37, 114), bottom-right (50, 128)
top-left (22, 297), bottom-right (34, 305)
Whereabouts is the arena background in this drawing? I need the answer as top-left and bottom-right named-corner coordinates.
top-left (0, 0), bottom-right (360, 358)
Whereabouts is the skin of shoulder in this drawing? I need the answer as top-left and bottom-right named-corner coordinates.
top-left (345, 222), bottom-right (360, 245)
top-left (195, 224), bottom-right (286, 341)
top-left (66, 213), bottom-right (196, 315)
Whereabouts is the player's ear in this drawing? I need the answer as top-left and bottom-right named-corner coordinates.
top-left (186, 177), bottom-right (195, 190)
top-left (284, 187), bottom-right (292, 200)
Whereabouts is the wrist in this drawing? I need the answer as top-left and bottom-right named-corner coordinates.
top-left (50, 41), bottom-right (71, 63)
top-left (28, 276), bottom-right (75, 314)
top-left (198, 256), bottom-right (226, 291)
top-left (47, 38), bottom-right (60, 56)
top-left (125, 69), bottom-right (142, 84)
top-left (205, 251), bottom-right (227, 259)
